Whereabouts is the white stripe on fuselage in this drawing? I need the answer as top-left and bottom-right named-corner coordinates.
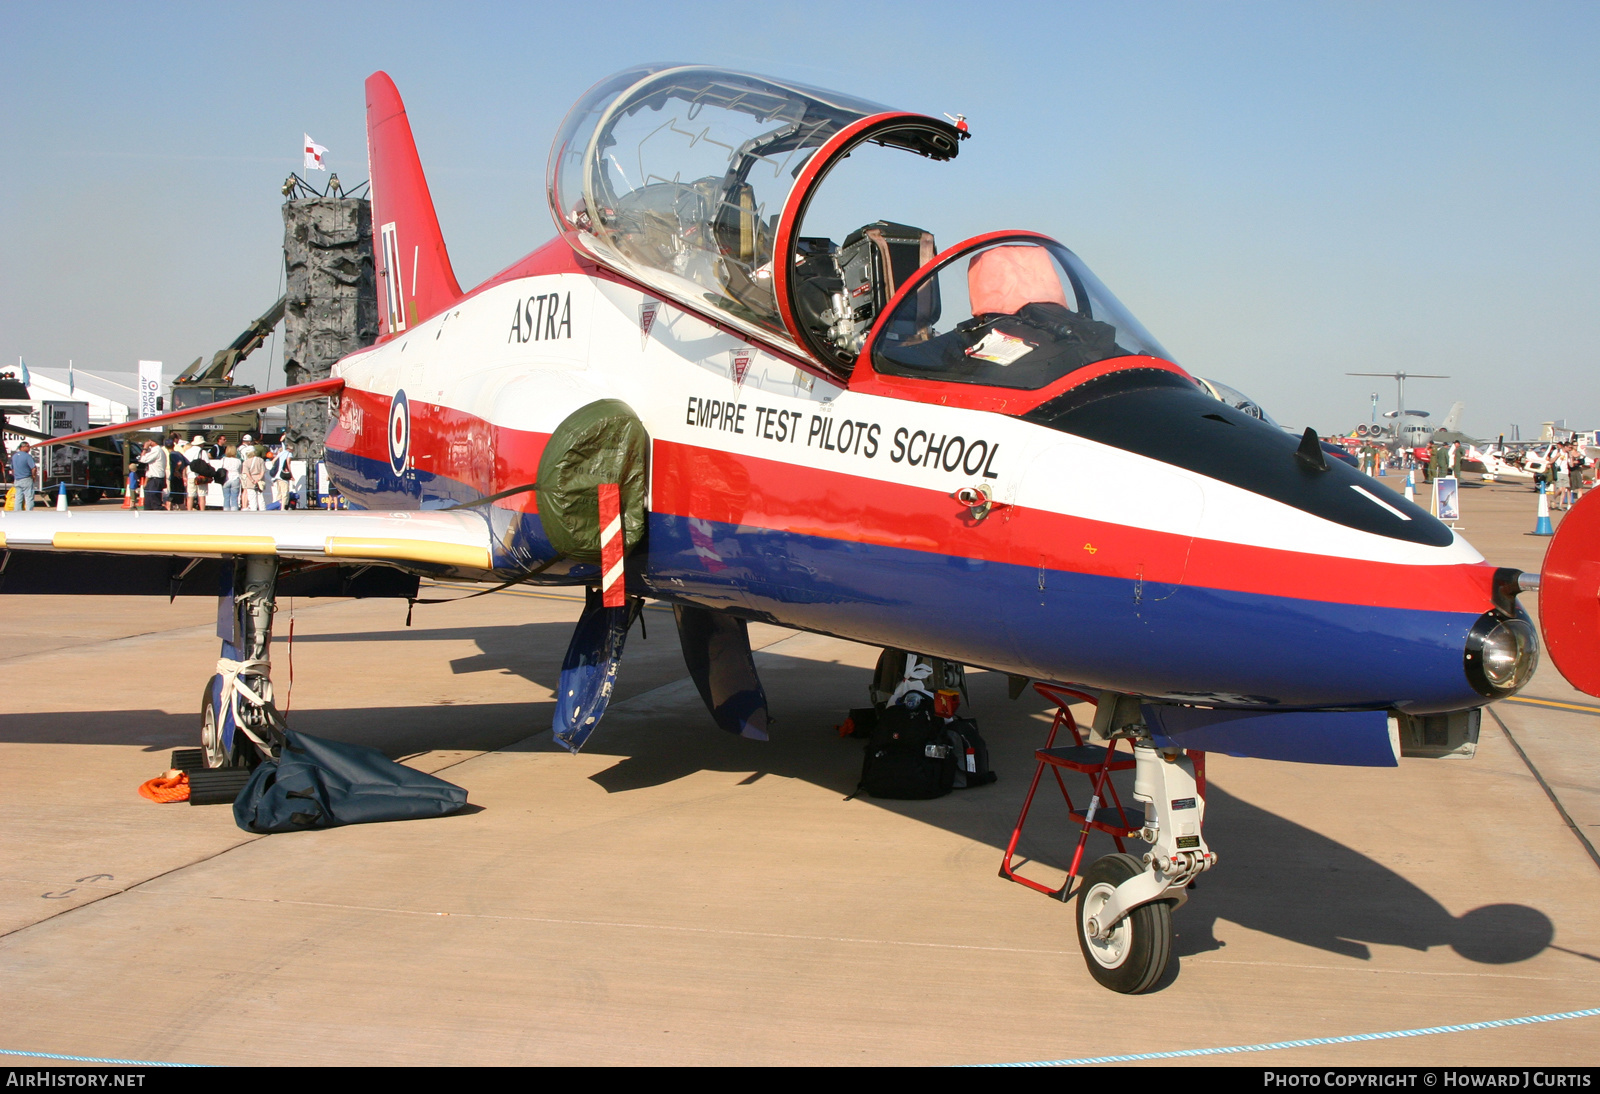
top-left (335, 270), bottom-right (1481, 569)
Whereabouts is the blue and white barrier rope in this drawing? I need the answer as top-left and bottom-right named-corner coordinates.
top-left (982, 1006), bottom-right (1600, 1067)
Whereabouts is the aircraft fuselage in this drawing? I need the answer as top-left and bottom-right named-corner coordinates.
top-left (325, 240), bottom-right (1503, 729)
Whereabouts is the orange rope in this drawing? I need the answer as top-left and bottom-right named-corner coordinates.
top-left (138, 771), bottom-right (189, 803)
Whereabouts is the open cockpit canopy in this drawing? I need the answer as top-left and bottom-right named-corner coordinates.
top-left (548, 65), bottom-right (963, 368)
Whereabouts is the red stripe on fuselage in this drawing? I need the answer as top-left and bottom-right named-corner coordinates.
top-left (650, 440), bottom-right (1496, 614)
top-left (330, 386), bottom-right (548, 511)
top-left (327, 383), bottom-right (1495, 615)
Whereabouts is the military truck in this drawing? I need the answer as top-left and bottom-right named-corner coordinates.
top-left (168, 296), bottom-right (285, 443)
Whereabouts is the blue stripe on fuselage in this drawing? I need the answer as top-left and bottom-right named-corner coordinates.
top-left (641, 512), bottom-right (1481, 715)
top-left (327, 447), bottom-right (1480, 714)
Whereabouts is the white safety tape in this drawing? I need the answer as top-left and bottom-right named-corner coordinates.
top-left (216, 656), bottom-right (282, 750)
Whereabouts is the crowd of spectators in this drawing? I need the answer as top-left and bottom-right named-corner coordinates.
top-left (128, 432), bottom-right (325, 511)
top-left (4, 428), bottom-right (346, 511)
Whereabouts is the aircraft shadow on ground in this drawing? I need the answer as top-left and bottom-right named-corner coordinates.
top-left (5, 637), bottom-right (1555, 973)
top-left (580, 764), bottom-right (1554, 973)
top-left (563, 650), bottom-right (1556, 973)
top-left (1165, 786), bottom-right (1552, 967)
top-left (287, 617), bottom-right (684, 692)
top-left (284, 621), bottom-right (573, 688)
top-left (0, 703), bottom-right (551, 758)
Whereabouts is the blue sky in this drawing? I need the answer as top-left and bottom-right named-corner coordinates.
top-left (2, 1), bottom-right (1595, 437)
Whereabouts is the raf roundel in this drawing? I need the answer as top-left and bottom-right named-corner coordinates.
top-left (388, 389), bottom-right (410, 475)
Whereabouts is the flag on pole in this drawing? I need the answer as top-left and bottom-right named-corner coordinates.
top-left (16, 357), bottom-right (29, 385)
top-left (304, 134), bottom-right (328, 172)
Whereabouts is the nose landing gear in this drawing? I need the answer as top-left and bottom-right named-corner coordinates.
top-left (1074, 738), bottom-right (1216, 992)
top-left (1002, 687), bottom-right (1215, 992)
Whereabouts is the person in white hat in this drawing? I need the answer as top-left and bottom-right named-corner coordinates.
top-left (183, 435), bottom-right (208, 510)
top-left (239, 433), bottom-right (256, 460)
top-left (240, 443), bottom-right (267, 511)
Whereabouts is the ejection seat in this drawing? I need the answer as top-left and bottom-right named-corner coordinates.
top-left (871, 240), bottom-right (1127, 389)
top-left (967, 243), bottom-right (1069, 317)
top-left (791, 220), bottom-right (938, 359)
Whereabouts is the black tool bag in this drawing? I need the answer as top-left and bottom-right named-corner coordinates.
top-left (858, 704), bottom-right (957, 800)
top-left (855, 707), bottom-right (999, 799)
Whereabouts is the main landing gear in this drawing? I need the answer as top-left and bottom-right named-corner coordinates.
top-left (201, 554), bottom-right (286, 770)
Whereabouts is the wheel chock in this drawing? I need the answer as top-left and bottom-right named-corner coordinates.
top-left (169, 748), bottom-right (205, 773)
top-left (187, 766), bottom-right (254, 806)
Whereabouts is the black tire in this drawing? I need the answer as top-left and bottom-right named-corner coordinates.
top-left (1075, 853), bottom-right (1173, 994)
top-left (200, 681), bottom-right (258, 770)
top-left (200, 682), bottom-right (226, 770)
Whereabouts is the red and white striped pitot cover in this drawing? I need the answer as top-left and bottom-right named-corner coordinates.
top-left (598, 483), bottom-right (625, 607)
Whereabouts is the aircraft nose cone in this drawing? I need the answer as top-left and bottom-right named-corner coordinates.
top-left (1463, 610), bottom-right (1538, 698)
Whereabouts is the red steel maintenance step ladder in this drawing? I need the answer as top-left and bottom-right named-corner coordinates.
top-left (999, 683), bottom-right (1206, 900)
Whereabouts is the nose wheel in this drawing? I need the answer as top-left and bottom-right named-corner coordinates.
top-left (1075, 853), bottom-right (1174, 994)
top-left (1000, 692), bottom-right (1214, 992)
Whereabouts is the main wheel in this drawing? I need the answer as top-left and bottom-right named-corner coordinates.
top-left (1076, 853), bottom-right (1173, 993)
top-left (200, 680), bottom-right (258, 770)
top-left (200, 681), bottom-right (228, 769)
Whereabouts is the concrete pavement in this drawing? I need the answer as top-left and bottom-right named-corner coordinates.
top-left (0, 480), bottom-right (1597, 1066)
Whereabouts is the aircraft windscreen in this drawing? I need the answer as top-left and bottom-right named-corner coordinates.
top-left (1203, 378), bottom-right (1285, 430)
top-left (869, 238), bottom-right (1172, 389)
top-left (548, 66), bottom-right (887, 341)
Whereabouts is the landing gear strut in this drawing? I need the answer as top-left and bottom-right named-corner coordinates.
top-left (202, 554), bottom-right (285, 769)
top-left (1075, 735), bottom-right (1216, 993)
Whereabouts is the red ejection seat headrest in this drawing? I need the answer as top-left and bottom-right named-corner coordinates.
top-left (967, 245), bottom-right (1069, 316)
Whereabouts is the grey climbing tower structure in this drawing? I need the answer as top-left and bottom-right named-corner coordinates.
top-left (281, 196), bottom-right (378, 457)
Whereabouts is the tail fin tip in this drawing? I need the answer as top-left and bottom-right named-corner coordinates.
top-left (364, 71), bottom-right (462, 338)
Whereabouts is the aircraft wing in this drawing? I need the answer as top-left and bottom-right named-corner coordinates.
top-left (0, 508), bottom-right (496, 581)
top-left (28, 378), bottom-right (344, 450)
top-left (4, 378), bottom-right (508, 593)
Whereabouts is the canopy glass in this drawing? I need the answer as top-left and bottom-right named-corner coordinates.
top-left (549, 65), bottom-right (961, 360)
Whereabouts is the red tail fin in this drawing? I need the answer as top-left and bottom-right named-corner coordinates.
top-left (365, 71), bottom-right (463, 337)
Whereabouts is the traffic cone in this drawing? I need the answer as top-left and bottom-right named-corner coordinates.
top-left (1533, 482), bottom-right (1554, 536)
top-left (1405, 470), bottom-right (1415, 503)
top-left (56, 483), bottom-right (67, 511)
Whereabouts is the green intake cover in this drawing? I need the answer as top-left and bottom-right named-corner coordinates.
top-left (536, 400), bottom-right (650, 563)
